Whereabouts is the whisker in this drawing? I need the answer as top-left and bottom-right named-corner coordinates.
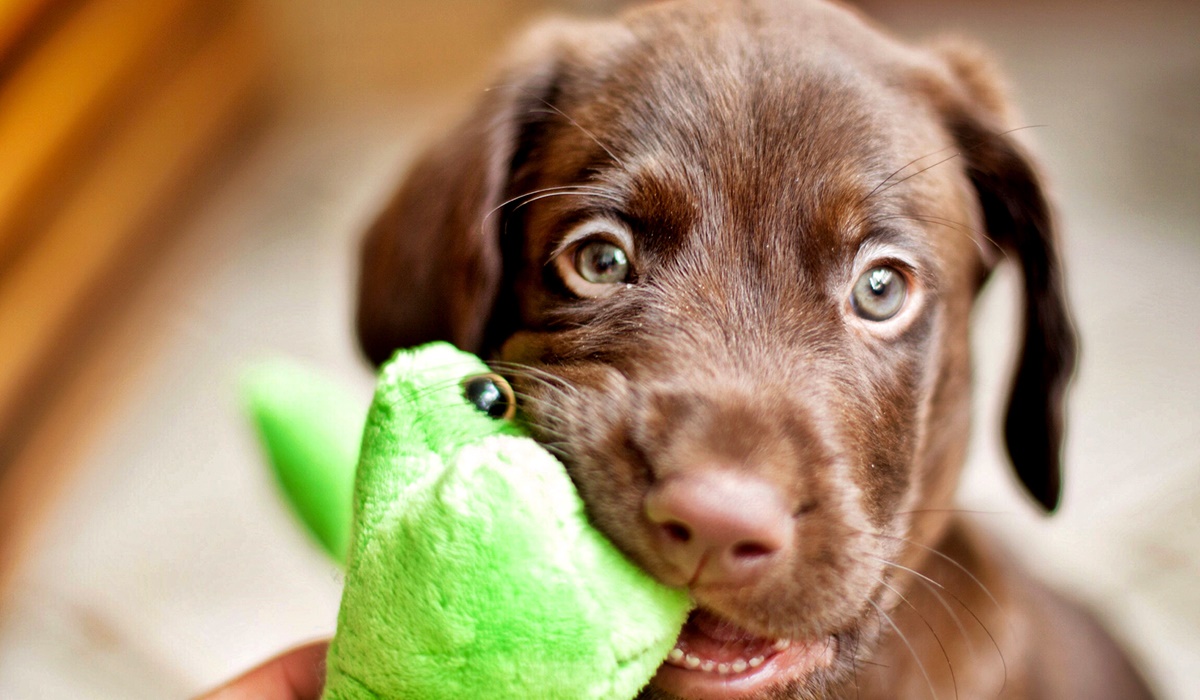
top-left (869, 213), bottom-right (979, 237)
top-left (914, 575), bottom-right (977, 663)
top-left (864, 212), bottom-right (987, 256)
top-left (854, 658), bottom-right (891, 669)
top-left (860, 145), bottom-right (958, 205)
top-left (483, 185), bottom-right (621, 224)
top-left (934, 582), bottom-right (1008, 698)
top-left (860, 535), bottom-right (1009, 697)
top-left (509, 190), bottom-right (623, 217)
top-left (860, 124), bottom-right (1046, 203)
top-left (518, 419), bottom-right (572, 444)
top-left (483, 363), bottom-right (587, 450)
top-left (866, 597), bottom-right (938, 700)
top-left (892, 507), bottom-right (1008, 518)
top-left (850, 628), bottom-right (863, 700)
top-left (864, 532), bottom-right (1007, 619)
top-left (875, 576), bottom-right (958, 700)
top-left (485, 80), bottom-right (625, 168)
top-left (873, 557), bottom-right (972, 652)
top-left (526, 101), bottom-right (625, 167)
top-left (539, 441), bottom-right (575, 461)
top-left (488, 361), bottom-right (583, 397)
top-left (870, 151), bottom-right (964, 200)
top-left (869, 555), bottom-right (971, 652)
top-left (389, 371), bottom-right (484, 408)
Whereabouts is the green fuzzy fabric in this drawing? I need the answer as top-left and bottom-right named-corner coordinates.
top-left (244, 361), bottom-right (364, 561)
top-left (250, 342), bottom-right (691, 699)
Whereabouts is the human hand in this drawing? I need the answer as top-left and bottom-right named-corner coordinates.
top-left (194, 640), bottom-right (329, 700)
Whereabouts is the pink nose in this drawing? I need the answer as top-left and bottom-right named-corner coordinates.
top-left (644, 471), bottom-right (793, 587)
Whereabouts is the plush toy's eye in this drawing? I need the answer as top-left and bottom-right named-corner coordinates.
top-left (851, 265), bottom-right (908, 321)
top-left (462, 374), bottom-right (516, 420)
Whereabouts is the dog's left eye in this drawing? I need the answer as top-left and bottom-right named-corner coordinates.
top-left (851, 266), bottom-right (907, 321)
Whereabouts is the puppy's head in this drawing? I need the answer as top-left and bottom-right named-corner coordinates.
top-left (356, 0), bottom-right (1076, 697)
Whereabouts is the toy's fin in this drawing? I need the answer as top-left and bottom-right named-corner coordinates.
top-left (243, 361), bottom-right (366, 564)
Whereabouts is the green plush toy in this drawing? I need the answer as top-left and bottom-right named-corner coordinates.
top-left (245, 342), bottom-right (691, 700)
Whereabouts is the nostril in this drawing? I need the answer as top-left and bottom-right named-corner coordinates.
top-left (794, 499), bottom-right (818, 517)
top-left (662, 521), bottom-right (692, 544)
top-left (644, 470), bottom-right (794, 585)
top-left (732, 541), bottom-right (775, 559)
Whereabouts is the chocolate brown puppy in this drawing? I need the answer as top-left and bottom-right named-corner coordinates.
top-left (355, 1), bottom-right (1154, 698)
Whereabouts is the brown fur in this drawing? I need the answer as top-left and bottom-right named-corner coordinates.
top-left (355, 1), bottom-right (1153, 697)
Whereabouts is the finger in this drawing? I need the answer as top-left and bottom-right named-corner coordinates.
top-left (196, 640), bottom-right (329, 700)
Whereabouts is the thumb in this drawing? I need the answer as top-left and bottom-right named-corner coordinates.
top-left (195, 640), bottom-right (329, 700)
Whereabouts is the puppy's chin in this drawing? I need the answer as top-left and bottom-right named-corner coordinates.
top-left (641, 608), bottom-right (854, 700)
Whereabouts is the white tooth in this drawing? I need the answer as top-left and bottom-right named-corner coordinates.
top-left (717, 663), bottom-right (731, 674)
top-left (732, 659), bottom-right (748, 673)
top-left (749, 656), bottom-right (765, 668)
top-left (701, 660), bottom-right (716, 672)
top-left (773, 638), bottom-right (791, 651)
top-left (669, 648), bottom-right (684, 662)
top-left (685, 654), bottom-right (701, 669)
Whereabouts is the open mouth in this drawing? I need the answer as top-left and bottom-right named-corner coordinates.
top-left (650, 609), bottom-right (837, 700)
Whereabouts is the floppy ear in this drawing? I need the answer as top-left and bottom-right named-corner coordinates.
top-left (933, 43), bottom-right (1079, 512)
top-left (355, 22), bottom-right (584, 365)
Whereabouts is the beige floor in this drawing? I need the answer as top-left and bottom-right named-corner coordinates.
top-left (1, 0), bottom-right (1197, 697)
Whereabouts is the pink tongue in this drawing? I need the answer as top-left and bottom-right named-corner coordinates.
top-left (676, 610), bottom-right (778, 664)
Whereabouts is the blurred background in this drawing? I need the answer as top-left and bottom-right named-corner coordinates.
top-left (0, 0), bottom-right (1195, 696)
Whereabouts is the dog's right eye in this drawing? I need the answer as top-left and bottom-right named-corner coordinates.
top-left (575, 240), bottom-right (630, 285)
top-left (552, 217), bottom-right (636, 298)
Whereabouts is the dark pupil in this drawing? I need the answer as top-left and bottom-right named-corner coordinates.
top-left (464, 376), bottom-right (509, 418)
top-left (867, 268), bottom-right (893, 295)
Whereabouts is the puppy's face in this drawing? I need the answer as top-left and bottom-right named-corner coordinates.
top-left (495, 12), bottom-right (981, 697)
top-left (357, 1), bottom-right (1075, 698)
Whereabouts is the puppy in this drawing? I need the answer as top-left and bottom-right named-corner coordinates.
top-left (354, 1), bottom-right (1154, 698)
